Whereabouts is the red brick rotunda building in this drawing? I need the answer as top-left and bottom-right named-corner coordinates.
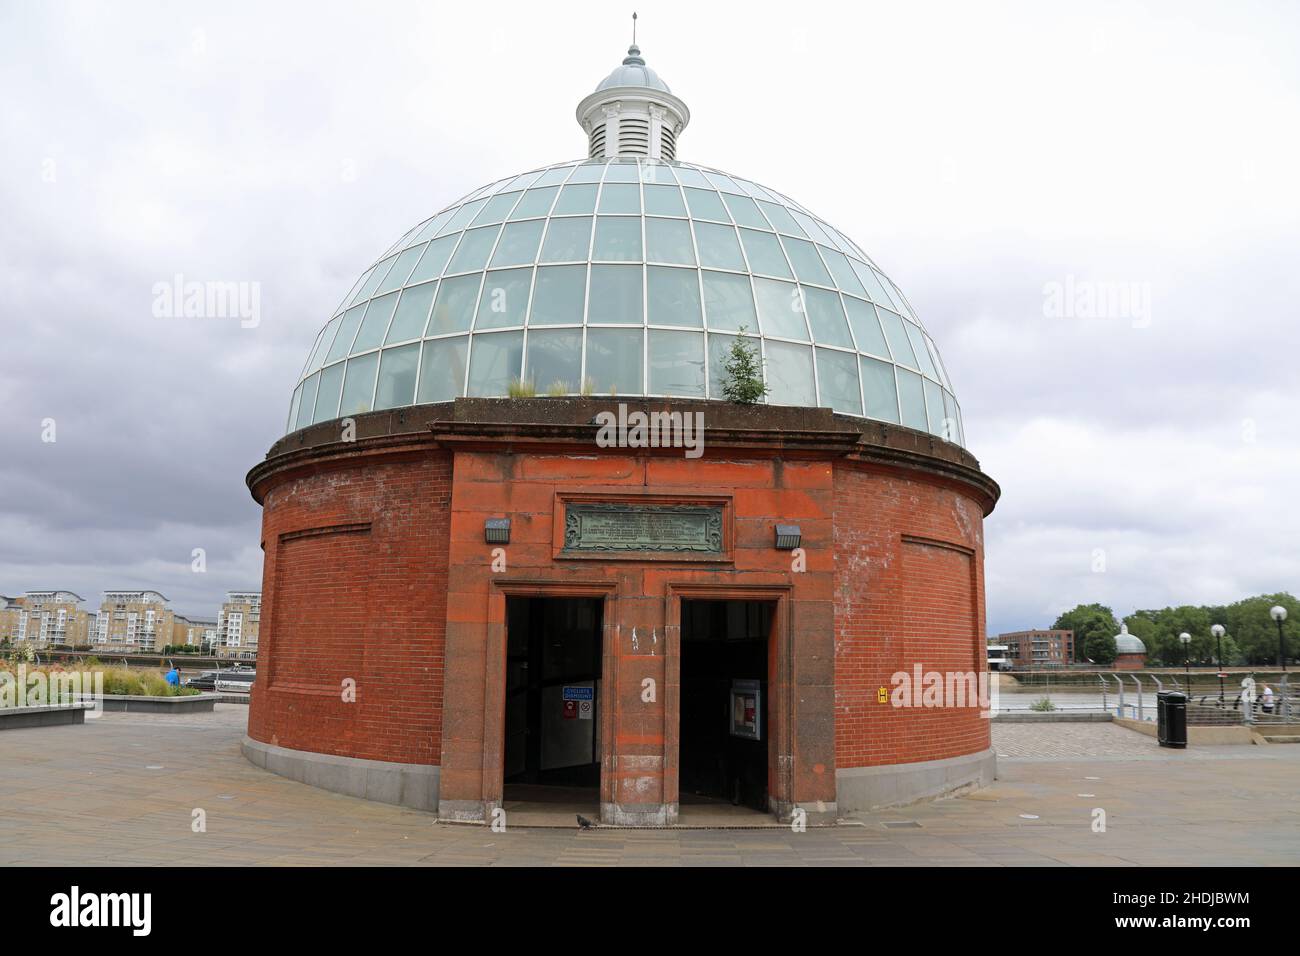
top-left (243, 41), bottom-right (1001, 825)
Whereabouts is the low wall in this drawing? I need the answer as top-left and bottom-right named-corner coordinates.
top-left (1114, 717), bottom-right (1254, 745)
top-left (95, 694), bottom-right (217, 714)
top-left (0, 704), bottom-right (92, 729)
top-left (992, 712), bottom-right (1112, 723)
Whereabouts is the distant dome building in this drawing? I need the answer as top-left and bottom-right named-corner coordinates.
top-left (245, 36), bottom-right (1000, 825)
top-left (1113, 623), bottom-right (1147, 670)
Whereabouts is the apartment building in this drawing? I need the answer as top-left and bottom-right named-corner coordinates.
top-left (0, 595), bottom-right (25, 643)
top-left (997, 629), bottom-right (1076, 668)
top-left (94, 590), bottom-right (176, 653)
top-left (216, 591), bottom-right (260, 659)
top-left (5, 591), bottom-right (93, 647)
top-left (177, 617), bottom-right (217, 650)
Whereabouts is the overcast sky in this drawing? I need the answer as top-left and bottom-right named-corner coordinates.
top-left (2, 0), bottom-right (1297, 633)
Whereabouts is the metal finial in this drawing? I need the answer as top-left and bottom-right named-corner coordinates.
top-left (632, 11), bottom-right (638, 46)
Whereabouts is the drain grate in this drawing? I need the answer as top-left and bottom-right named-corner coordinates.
top-left (881, 821), bottom-right (922, 829)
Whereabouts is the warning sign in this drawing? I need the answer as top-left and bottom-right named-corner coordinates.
top-left (578, 699), bottom-right (593, 720)
top-left (562, 699), bottom-right (578, 720)
top-left (562, 686), bottom-right (594, 701)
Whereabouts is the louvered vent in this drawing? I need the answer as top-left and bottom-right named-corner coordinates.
top-left (588, 123), bottom-right (606, 158)
top-left (661, 125), bottom-right (676, 160)
top-left (619, 118), bottom-right (650, 156)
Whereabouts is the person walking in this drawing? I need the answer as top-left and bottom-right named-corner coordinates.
top-left (1260, 683), bottom-right (1275, 715)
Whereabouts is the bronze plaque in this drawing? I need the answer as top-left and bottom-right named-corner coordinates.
top-left (563, 502), bottom-right (723, 553)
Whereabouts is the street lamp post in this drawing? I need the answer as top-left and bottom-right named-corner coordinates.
top-left (1271, 606), bottom-right (1288, 671)
top-left (1179, 631), bottom-right (1192, 695)
top-left (1211, 624), bottom-right (1226, 704)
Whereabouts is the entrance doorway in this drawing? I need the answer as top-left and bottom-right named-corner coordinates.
top-left (503, 597), bottom-right (603, 820)
top-left (679, 599), bottom-right (773, 818)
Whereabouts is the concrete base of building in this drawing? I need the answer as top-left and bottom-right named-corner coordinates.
top-left (0, 704), bottom-right (91, 730)
top-left (437, 799), bottom-right (490, 823)
top-left (98, 693), bottom-right (217, 714)
top-left (602, 802), bottom-right (675, 827)
top-left (836, 748), bottom-right (996, 813)
top-left (241, 736), bottom-right (439, 812)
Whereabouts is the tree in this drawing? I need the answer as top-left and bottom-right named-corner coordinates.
top-left (1223, 593), bottom-right (1300, 665)
top-left (1049, 593), bottom-right (1297, 668)
top-left (1052, 604), bottom-right (1118, 662)
top-left (1128, 605), bottom-right (1213, 666)
top-left (720, 325), bottom-right (769, 404)
top-left (1085, 632), bottom-right (1118, 665)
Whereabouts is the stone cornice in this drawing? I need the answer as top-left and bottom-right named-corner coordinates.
top-left (248, 398), bottom-right (1001, 515)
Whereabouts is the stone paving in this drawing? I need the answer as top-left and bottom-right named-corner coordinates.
top-left (993, 721), bottom-right (1180, 758)
top-left (2, 705), bottom-right (1298, 866)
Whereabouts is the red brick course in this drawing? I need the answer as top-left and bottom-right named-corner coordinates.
top-left (247, 452), bottom-right (452, 764)
top-left (832, 463), bottom-right (989, 768)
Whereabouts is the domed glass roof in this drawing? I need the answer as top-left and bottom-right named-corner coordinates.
top-left (1114, 624), bottom-right (1146, 655)
top-left (288, 157), bottom-right (965, 447)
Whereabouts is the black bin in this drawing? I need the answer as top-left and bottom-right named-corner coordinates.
top-left (1157, 691), bottom-right (1188, 749)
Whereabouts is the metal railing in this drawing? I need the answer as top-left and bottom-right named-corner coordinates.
top-left (1098, 673), bottom-right (1295, 726)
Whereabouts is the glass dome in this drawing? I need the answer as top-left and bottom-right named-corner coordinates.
top-left (288, 157), bottom-right (965, 447)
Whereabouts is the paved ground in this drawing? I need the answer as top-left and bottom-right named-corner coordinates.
top-left (992, 721), bottom-right (1178, 758)
top-left (1, 705), bottom-right (1298, 866)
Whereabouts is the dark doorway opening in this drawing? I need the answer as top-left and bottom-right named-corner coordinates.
top-left (503, 597), bottom-right (603, 813)
top-left (680, 599), bottom-right (773, 814)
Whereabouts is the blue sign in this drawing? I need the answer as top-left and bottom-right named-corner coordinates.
top-left (562, 686), bottom-right (594, 701)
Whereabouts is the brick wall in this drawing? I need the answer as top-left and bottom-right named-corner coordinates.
top-left (247, 451), bottom-right (451, 764)
top-left (833, 461), bottom-right (990, 769)
top-left (247, 434), bottom-right (992, 798)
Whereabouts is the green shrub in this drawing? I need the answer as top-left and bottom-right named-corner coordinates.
top-left (1, 664), bottom-right (200, 704)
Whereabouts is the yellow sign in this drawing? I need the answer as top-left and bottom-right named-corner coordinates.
top-left (877, 686), bottom-right (888, 704)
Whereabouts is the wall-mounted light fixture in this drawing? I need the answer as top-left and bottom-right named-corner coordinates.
top-left (484, 518), bottom-right (511, 544)
top-left (774, 524), bottom-right (801, 550)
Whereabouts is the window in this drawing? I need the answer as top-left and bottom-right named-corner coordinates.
top-left (529, 265), bottom-right (586, 325)
top-left (702, 271), bottom-right (757, 331)
top-left (764, 340), bottom-right (815, 406)
top-left (339, 352), bottom-right (380, 416)
top-left (592, 217), bottom-right (642, 261)
top-left (385, 283), bottom-right (437, 344)
top-left (587, 265), bottom-right (643, 325)
top-left (540, 217), bottom-right (593, 262)
top-left (585, 328), bottom-right (643, 394)
top-left (753, 278), bottom-right (808, 341)
top-left (815, 347), bottom-right (862, 415)
top-left (648, 330), bottom-right (705, 396)
top-left (428, 275), bottom-right (481, 335)
top-left (416, 336), bottom-right (468, 403)
top-left (647, 266), bottom-right (702, 327)
top-left (490, 220), bottom-right (545, 267)
top-left (645, 217), bottom-right (695, 264)
top-left (466, 331), bottom-right (524, 396)
top-left (352, 292), bottom-right (399, 352)
top-left (374, 344), bottom-right (420, 410)
top-left (525, 329), bottom-right (582, 392)
top-left (692, 222), bottom-right (745, 271)
top-left (475, 269), bottom-right (532, 329)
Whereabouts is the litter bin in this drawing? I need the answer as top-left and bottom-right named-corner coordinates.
top-left (1157, 691), bottom-right (1187, 749)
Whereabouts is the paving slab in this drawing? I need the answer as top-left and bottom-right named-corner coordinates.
top-left (1, 706), bottom-right (1297, 866)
